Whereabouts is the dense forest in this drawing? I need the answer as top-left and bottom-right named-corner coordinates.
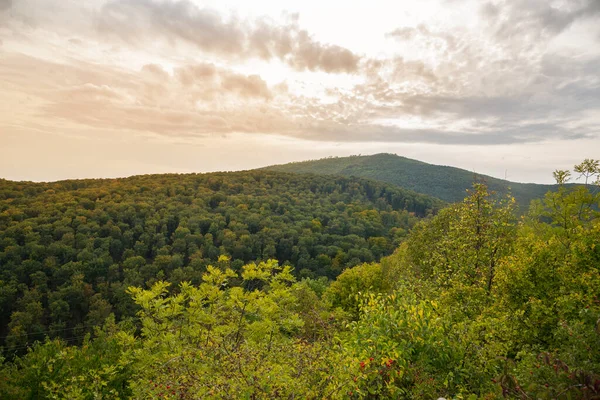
top-left (0, 171), bottom-right (441, 353)
top-left (264, 153), bottom-right (574, 206)
top-left (0, 160), bottom-right (599, 399)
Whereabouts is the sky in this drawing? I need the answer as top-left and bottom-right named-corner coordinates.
top-left (0, 0), bottom-right (599, 183)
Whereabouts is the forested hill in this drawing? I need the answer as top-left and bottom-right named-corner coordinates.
top-left (1, 162), bottom-right (599, 399)
top-left (263, 153), bottom-right (567, 206)
top-left (0, 170), bottom-right (441, 351)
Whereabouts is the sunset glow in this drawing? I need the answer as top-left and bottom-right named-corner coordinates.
top-left (1, 0), bottom-right (599, 182)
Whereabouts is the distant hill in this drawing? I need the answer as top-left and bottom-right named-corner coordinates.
top-left (263, 153), bottom-right (566, 207)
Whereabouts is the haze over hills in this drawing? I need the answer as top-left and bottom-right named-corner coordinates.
top-left (263, 153), bottom-right (569, 207)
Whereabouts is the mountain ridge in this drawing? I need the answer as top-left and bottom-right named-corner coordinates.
top-left (262, 153), bottom-right (569, 206)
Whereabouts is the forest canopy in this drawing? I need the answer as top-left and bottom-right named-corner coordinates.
top-left (0, 170), bottom-right (441, 353)
top-left (0, 160), bottom-right (599, 399)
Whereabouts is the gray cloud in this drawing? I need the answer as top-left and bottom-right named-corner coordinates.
top-left (98, 0), bottom-right (361, 73)
top-left (8, 52), bottom-right (586, 147)
top-left (0, 0), bottom-right (12, 11)
top-left (99, 0), bottom-right (245, 53)
top-left (485, 0), bottom-right (600, 40)
top-left (305, 85), bottom-right (598, 144)
top-left (288, 120), bottom-right (586, 145)
top-left (479, 2), bottom-right (500, 19)
top-left (373, 0), bottom-right (600, 145)
top-left (329, 80), bottom-right (600, 140)
top-left (2, 0), bottom-right (599, 148)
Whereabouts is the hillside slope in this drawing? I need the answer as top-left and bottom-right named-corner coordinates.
top-left (263, 153), bottom-right (565, 206)
top-left (0, 170), bottom-right (442, 349)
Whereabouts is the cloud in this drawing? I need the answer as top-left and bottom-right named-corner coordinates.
top-left (0, 53), bottom-right (290, 136)
top-left (220, 73), bottom-right (272, 100)
top-left (378, 0), bottom-right (600, 138)
top-left (0, 0), bottom-right (11, 11)
top-left (1, 46), bottom-right (598, 149)
top-left (1, 0), bottom-right (599, 149)
top-left (479, 2), bottom-right (500, 19)
top-left (62, 83), bottom-right (124, 101)
top-left (97, 0), bottom-right (361, 73)
top-left (484, 0), bottom-right (600, 40)
top-left (99, 0), bottom-right (245, 53)
top-left (388, 24), bottom-right (453, 45)
top-left (301, 121), bottom-right (582, 145)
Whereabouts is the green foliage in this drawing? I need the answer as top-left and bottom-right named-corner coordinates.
top-left (0, 315), bottom-right (133, 399)
top-left (342, 290), bottom-right (461, 398)
top-left (1, 160), bottom-right (600, 399)
top-left (378, 162), bottom-right (600, 399)
top-left (265, 153), bottom-right (577, 207)
top-left (531, 159), bottom-right (599, 237)
top-left (121, 260), bottom-right (345, 399)
top-left (395, 184), bottom-right (517, 319)
top-left (324, 262), bottom-right (389, 319)
top-left (0, 170), bottom-right (440, 351)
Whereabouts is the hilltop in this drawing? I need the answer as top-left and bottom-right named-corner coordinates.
top-left (263, 153), bottom-right (566, 206)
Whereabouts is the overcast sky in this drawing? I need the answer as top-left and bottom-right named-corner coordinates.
top-left (1, 0), bottom-right (599, 183)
